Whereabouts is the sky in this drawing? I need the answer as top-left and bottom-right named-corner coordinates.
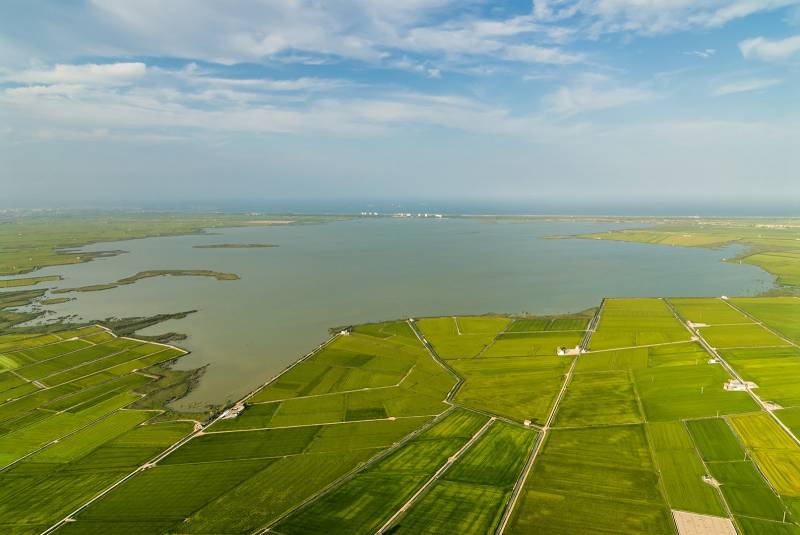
top-left (0, 0), bottom-right (799, 212)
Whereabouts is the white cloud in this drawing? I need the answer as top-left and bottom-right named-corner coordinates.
top-left (0, 75), bottom-right (549, 139)
top-left (381, 20), bottom-right (584, 67)
top-left (86, 0), bottom-right (494, 65)
top-left (739, 34), bottom-right (800, 61)
top-left (503, 44), bottom-right (583, 64)
top-left (186, 75), bottom-right (350, 92)
top-left (8, 62), bottom-right (146, 85)
top-left (389, 57), bottom-right (443, 78)
top-left (712, 78), bottom-right (781, 95)
top-left (542, 78), bottom-right (656, 115)
top-left (533, 0), bottom-right (800, 35)
top-left (686, 48), bottom-right (717, 59)
top-left (4, 62), bottom-right (351, 100)
top-left (78, 0), bottom-right (585, 70)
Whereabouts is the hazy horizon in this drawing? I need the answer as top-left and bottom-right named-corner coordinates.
top-left (3, 197), bottom-right (800, 217)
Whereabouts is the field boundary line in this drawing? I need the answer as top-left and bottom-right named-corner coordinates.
top-left (145, 445), bottom-right (403, 467)
top-left (39, 408), bottom-right (198, 535)
top-left (506, 329), bottom-right (587, 334)
top-left (8, 369), bottom-right (28, 381)
top-left (120, 335), bottom-right (189, 353)
top-left (16, 343), bottom-right (150, 385)
top-left (584, 339), bottom-right (696, 354)
top-left (41, 329), bottom-right (344, 535)
top-left (720, 417), bottom-right (794, 525)
top-left (375, 416), bottom-right (496, 534)
top-left (709, 344), bottom-right (793, 350)
top-left (204, 414), bottom-right (436, 434)
top-left (694, 322), bottom-right (755, 326)
top-left (255, 407), bottom-right (456, 535)
top-left (1, 394), bottom-right (143, 473)
top-left (2, 326), bottom-right (169, 407)
top-left (39, 346), bottom-right (176, 389)
top-left (248, 364), bottom-right (417, 405)
top-left (408, 319), bottom-right (463, 403)
top-left (10, 338), bottom-right (113, 372)
top-left (461, 404), bottom-right (541, 430)
top-left (634, 369), bottom-right (681, 535)
top-left (666, 300), bottom-right (800, 450)
top-left (681, 419), bottom-right (739, 529)
top-left (473, 318), bottom-right (514, 359)
top-left (495, 302), bottom-right (602, 534)
top-left (0, 325), bottom-right (100, 354)
top-left (721, 299), bottom-right (800, 351)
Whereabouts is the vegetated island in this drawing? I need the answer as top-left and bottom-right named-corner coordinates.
top-left (0, 275), bottom-right (62, 288)
top-left (39, 297), bottom-right (74, 305)
top-left (193, 243), bottom-right (278, 249)
top-left (52, 269), bottom-right (240, 294)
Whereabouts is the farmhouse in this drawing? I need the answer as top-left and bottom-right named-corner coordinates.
top-left (557, 345), bottom-right (581, 356)
top-left (723, 379), bottom-right (757, 391)
top-left (219, 402), bottom-right (245, 419)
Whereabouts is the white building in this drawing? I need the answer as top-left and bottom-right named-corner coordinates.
top-left (724, 379), bottom-right (757, 391)
top-left (220, 402), bottom-right (245, 419)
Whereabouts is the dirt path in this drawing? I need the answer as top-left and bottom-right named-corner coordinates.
top-left (453, 316), bottom-right (462, 335)
top-left (41, 329), bottom-right (344, 535)
top-left (248, 364), bottom-right (417, 405)
top-left (376, 416), bottom-right (496, 534)
top-left (255, 408), bottom-right (457, 535)
top-left (666, 300), bottom-right (800, 448)
top-left (409, 319), bottom-right (464, 403)
top-left (494, 304), bottom-right (602, 534)
top-left (721, 299), bottom-right (800, 351)
top-left (203, 414), bottom-right (436, 434)
top-left (584, 338), bottom-right (696, 354)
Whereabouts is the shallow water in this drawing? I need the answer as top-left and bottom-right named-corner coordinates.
top-left (14, 218), bottom-right (773, 409)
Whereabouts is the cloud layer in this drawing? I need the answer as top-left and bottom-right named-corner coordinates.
top-left (0, 0), bottom-right (798, 205)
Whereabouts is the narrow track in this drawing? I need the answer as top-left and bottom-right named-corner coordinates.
top-left (41, 330), bottom-right (343, 535)
top-left (408, 319), bottom-right (464, 403)
top-left (495, 303), bottom-right (602, 534)
top-left (375, 416), bottom-right (496, 534)
top-left (665, 299), bottom-right (800, 448)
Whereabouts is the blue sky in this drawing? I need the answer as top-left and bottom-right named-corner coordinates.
top-left (0, 0), bottom-right (798, 210)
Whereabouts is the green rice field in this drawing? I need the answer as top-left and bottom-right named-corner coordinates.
top-left (5, 296), bottom-right (800, 534)
top-left (589, 298), bottom-right (691, 350)
top-left (0, 325), bottom-right (195, 535)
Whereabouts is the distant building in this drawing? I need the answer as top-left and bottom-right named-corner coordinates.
top-left (523, 419), bottom-right (532, 427)
top-left (557, 346), bottom-right (581, 356)
top-left (220, 402), bottom-right (245, 419)
top-left (724, 379), bottom-right (757, 391)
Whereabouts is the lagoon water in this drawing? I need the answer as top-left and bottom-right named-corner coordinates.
top-left (24, 218), bottom-right (773, 409)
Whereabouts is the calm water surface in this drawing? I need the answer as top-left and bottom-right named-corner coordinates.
top-left (19, 219), bottom-right (773, 409)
